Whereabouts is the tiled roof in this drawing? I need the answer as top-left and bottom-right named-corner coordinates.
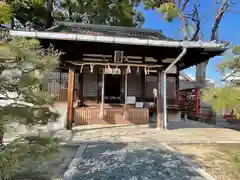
top-left (221, 70), bottom-right (240, 82)
top-left (46, 21), bottom-right (172, 41)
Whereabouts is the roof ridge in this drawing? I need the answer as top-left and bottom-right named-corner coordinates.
top-left (55, 21), bottom-right (164, 35)
top-left (179, 71), bottom-right (194, 81)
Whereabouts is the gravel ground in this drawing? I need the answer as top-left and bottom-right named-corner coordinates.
top-left (63, 142), bottom-right (206, 180)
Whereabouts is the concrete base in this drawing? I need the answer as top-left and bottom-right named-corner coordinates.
top-left (168, 111), bottom-right (181, 122)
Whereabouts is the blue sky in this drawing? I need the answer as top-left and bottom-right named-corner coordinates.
top-left (137, 2), bottom-right (240, 85)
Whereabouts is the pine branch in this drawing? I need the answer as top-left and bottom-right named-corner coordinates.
top-left (0, 37), bottom-right (61, 179)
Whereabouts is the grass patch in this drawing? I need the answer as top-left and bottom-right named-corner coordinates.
top-left (218, 144), bottom-right (240, 173)
top-left (172, 143), bottom-right (240, 180)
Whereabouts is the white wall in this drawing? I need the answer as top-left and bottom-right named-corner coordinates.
top-left (179, 80), bottom-right (196, 90)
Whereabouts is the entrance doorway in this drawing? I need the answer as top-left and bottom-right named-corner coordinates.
top-left (104, 74), bottom-right (121, 103)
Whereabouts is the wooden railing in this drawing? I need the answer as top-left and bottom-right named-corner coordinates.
top-left (74, 107), bottom-right (149, 125)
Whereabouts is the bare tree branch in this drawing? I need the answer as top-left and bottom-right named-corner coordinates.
top-left (211, 0), bottom-right (230, 41)
top-left (180, 0), bottom-right (190, 11)
top-left (178, 0), bottom-right (191, 40)
top-left (191, 1), bottom-right (201, 41)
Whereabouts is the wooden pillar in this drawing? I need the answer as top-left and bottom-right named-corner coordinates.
top-left (99, 68), bottom-right (105, 120)
top-left (123, 68), bottom-right (129, 121)
top-left (97, 68), bottom-right (100, 103)
top-left (141, 70), bottom-right (145, 102)
top-left (176, 66), bottom-right (180, 104)
top-left (67, 68), bottom-right (75, 130)
top-left (125, 68), bottom-right (128, 102)
top-left (141, 57), bottom-right (145, 102)
top-left (195, 88), bottom-right (199, 120)
top-left (157, 67), bottom-right (163, 129)
top-left (78, 70), bottom-right (83, 101)
top-left (59, 70), bottom-right (62, 101)
top-left (60, 70), bottom-right (62, 88)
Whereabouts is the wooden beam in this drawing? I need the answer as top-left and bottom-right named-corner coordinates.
top-left (66, 61), bottom-right (164, 67)
top-left (157, 67), bottom-right (163, 129)
top-left (67, 68), bottom-right (75, 130)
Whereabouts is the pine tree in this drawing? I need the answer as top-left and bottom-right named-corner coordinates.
top-left (203, 46), bottom-right (240, 119)
top-left (7, 0), bottom-right (144, 29)
top-left (0, 36), bottom-right (61, 180)
top-left (0, 2), bottom-right (12, 25)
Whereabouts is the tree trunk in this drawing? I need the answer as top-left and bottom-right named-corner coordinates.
top-left (196, 0), bottom-right (229, 88)
top-left (67, 0), bottom-right (72, 21)
top-left (210, 0), bottom-right (229, 41)
top-left (0, 131), bottom-right (3, 146)
top-left (45, 0), bottom-right (54, 28)
top-left (196, 62), bottom-right (207, 88)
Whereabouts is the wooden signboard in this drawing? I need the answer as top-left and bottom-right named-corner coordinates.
top-left (104, 68), bottom-right (121, 75)
top-left (126, 96), bottom-right (136, 104)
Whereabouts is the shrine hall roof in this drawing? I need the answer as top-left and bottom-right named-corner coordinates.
top-left (47, 21), bottom-right (172, 41)
top-left (9, 21), bottom-right (228, 70)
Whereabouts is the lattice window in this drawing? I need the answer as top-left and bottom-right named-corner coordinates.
top-left (83, 67), bottom-right (98, 98)
top-left (145, 75), bottom-right (177, 99)
top-left (145, 75), bottom-right (157, 99)
top-left (127, 68), bottom-right (141, 98)
top-left (167, 77), bottom-right (176, 98)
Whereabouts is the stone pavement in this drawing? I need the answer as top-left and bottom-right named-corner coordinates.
top-left (3, 101), bottom-right (240, 179)
top-left (3, 111), bottom-right (240, 180)
top-left (56, 121), bottom-right (240, 145)
top-left (59, 122), bottom-right (240, 180)
top-left (63, 141), bottom-right (206, 180)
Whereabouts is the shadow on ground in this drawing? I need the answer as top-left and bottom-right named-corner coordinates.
top-left (149, 114), bottom-right (216, 130)
top-left (63, 141), bottom-right (205, 180)
top-left (12, 145), bottom-right (78, 180)
top-left (149, 113), bottom-right (240, 132)
top-left (10, 141), bottom-right (204, 180)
